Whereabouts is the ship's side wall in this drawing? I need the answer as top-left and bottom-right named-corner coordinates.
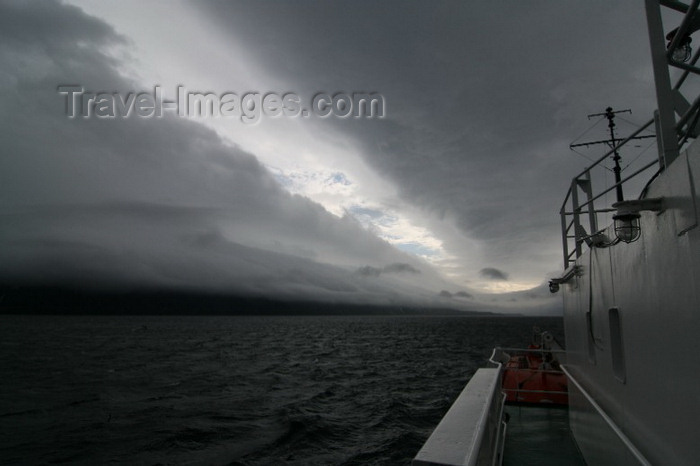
top-left (562, 139), bottom-right (700, 466)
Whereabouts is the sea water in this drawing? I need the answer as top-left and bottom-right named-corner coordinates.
top-left (0, 314), bottom-right (563, 465)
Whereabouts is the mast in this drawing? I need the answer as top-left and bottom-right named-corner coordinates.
top-left (569, 108), bottom-right (655, 202)
top-left (596, 108), bottom-right (627, 202)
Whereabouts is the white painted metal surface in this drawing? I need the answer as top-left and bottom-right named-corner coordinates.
top-left (562, 138), bottom-right (700, 465)
top-left (558, 2), bottom-right (700, 463)
top-left (561, 365), bottom-right (651, 465)
top-left (412, 368), bottom-right (505, 466)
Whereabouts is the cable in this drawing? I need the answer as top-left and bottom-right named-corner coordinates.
top-left (621, 140), bottom-right (656, 171)
top-left (587, 249), bottom-right (604, 351)
top-left (570, 116), bottom-right (607, 146)
top-left (569, 147), bottom-right (614, 170)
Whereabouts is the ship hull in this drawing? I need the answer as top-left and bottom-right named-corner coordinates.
top-left (561, 140), bottom-right (700, 465)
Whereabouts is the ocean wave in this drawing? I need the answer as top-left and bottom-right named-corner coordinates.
top-left (0, 314), bottom-right (564, 465)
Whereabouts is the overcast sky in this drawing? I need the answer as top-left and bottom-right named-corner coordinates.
top-left (0, 1), bottom-right (674, 313)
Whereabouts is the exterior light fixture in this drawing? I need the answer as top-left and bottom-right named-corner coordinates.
top-left (548, 265), bottom-right (581, 293)
top-left (667, 29), bottom-right (693, 63)
top-left (612, 198), bottom-right (664, 244)
top-left (613, 211), bottom-right (641, 243)
top-left (673, 36), bottom-right (693, 62)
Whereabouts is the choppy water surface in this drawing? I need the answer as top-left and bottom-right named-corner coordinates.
top-left (0, 314), bottom-right (563, 465)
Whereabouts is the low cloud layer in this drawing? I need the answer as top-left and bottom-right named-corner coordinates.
top-left (356, 263), bottom-right (421, 278)
top-left (0, 1), bottom-right (618, 314)
top-left (188, 0), bottom-right (655, 290)
top-left (0, 1), bottom-right (456, 307)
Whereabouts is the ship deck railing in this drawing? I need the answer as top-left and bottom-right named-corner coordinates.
top-left (490, 346), bottom-right (567, 365)
top-left (412, 347), bottom-right (573, 465)
top-left (560, 365), bottom-right (652, 465)
top-left (412, 359), bottom-right (507, 466)
top-left (559, 122), bottom-right (659, 269)
top-left (559, 0), bottom-right (700, 269)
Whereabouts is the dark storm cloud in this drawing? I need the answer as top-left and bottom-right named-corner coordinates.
top-left (356, 266), bottom-right (382, 277)
top-left (355, 262), bottom-right (420, 278)
top-left (479, 268), bottom-right (509, 281)
top-left (0, 0), bottom-right (124, 48)
top-left (0, 1), bottom-right (456, 305)
top-left (1, 0), bottom-right (660, 311)
top-left (0, 203), bottom-right (423, 300)
top-left (437, 290), bottom-right (474, 300)
top-left (196, 0), bottom-right (655, 282)
top-left (382, 263), bottom-right (420, 275)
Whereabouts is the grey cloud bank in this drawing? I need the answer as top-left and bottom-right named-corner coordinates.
top-left (5, 0), bottom-right (648, 314)
top-left (2, 0), bottom-right (515, 312)
top-left (479, 268), bottom-right (509, 281)
top-left (193, 0), bottom-right (654, 288)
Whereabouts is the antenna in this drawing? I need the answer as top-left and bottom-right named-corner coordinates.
top-left (569, 107), bottom-right (655, 202)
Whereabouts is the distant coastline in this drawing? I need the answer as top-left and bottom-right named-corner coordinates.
top-left (0, 284), bottom-right (500, 317)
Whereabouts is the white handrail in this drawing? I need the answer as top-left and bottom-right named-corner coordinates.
top-left (496, 347), bottom-right (566, 354)
top-left (561, 365), bottom-right (652, 466)
top-left (465, 369), bottom-right (502, 466)
top-left (491, 392), bottom-right (507, 466)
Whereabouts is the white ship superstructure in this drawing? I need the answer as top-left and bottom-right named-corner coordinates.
top-left (413, 1), bottom-right (700, 465)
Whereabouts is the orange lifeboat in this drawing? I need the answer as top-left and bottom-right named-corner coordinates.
top-left (501, 329), bottom-right (568, 405)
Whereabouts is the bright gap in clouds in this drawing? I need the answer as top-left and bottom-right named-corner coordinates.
top-left (66, 0), bottom-right (459, 287)
top-left (265, 156), bottom-right (448, 263)
top-left (63, 0), bottom-right (570, 300)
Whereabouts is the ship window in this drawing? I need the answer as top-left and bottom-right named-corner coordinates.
top-left (609, 307), bottom-right (626, 383)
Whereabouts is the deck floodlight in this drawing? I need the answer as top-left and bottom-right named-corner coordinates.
top-left (673, 36), bottom-right (692, 62)
top-left (612, 198), bottom-right (664, 244)
top-left (613, 211), bottom-right (641, 243)
top-left (667, 29), bottom-right (693, 63)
